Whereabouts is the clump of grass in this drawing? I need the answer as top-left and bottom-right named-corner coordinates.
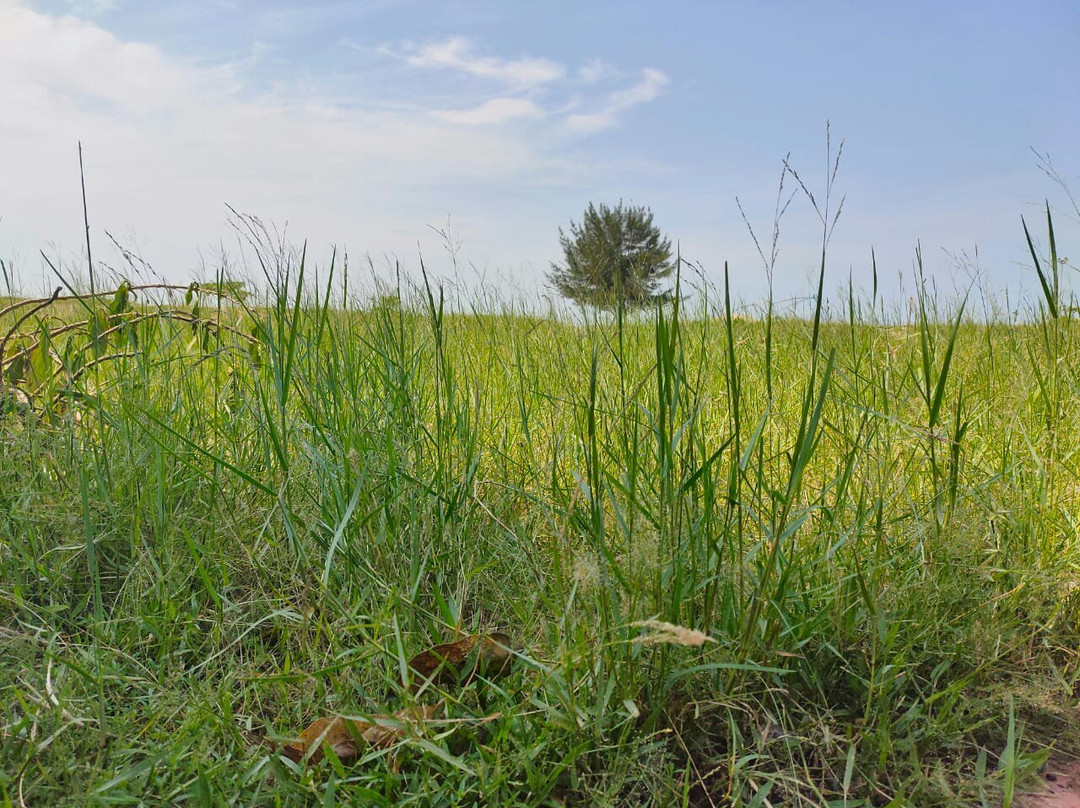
top-left (0, 178), bottom-right (1078, 806)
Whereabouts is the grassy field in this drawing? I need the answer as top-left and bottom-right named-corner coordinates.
top-left (1, 213), bottom-right (1079, 806)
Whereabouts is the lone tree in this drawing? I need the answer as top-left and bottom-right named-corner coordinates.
top-left (548, 201), bottom-right (673, 309)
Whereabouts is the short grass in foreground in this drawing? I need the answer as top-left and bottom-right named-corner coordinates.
top-left (1, 218), bottom-right (1080, 806)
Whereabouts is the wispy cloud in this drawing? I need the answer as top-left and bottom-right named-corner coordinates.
top-left (435, 97), bottom-right (545, 125)
top-left (0, 2), bottom-right (578, 282)
top-left (0, 2), bottom-right (674, 292)
top-left (390, 38), bottom-right (668, 134)
top-left (402, 37), bottom-right (565, 88)
top-left (577, 57), bottom-right (618, 84)
top-left (62, 0), bottom-right (122, 15)
top-left (565, 68), bottom-right (669, 133)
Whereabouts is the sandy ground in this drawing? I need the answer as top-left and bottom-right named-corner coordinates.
top-left (1019, 760), bottom-right (1080, 808)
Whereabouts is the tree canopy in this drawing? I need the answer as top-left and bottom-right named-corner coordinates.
top-left (548, 201), bottom-right (673, 310)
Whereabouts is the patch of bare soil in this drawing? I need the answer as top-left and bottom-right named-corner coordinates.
top-left (1019, 760), bottom-right (1080, 808)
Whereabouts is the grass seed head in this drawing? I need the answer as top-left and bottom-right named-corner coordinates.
top-left (629, 619), bottom-right (716, 647)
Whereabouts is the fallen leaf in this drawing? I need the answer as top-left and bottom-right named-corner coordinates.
top-left (281, 704), bottom-right (440, 765)
top-left (407, 633), bottom-right (514, 690)
top-left (281, 716), bottom-right (368, 765)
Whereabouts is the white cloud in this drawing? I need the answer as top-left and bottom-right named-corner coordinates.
top-left (0, 2), bottom-right (573, 285)
top-left (610, 68), bottom-right (670, 109)
top-left (578, 57), bottom-right (617, 84)
top-left (0, 4), bottom-right (213, 114)
top-left (566, 68), bottom-right (669, 133)
top-left (63, 0), bottom-right (121, 14)
top-left (403, 37), bottom-right (565, 88)
top-left (435, 97), bottom-right (545, 125)
top-left (392, 39), bottom-right (668, 135)
top-left (0, 3), bottom-right (674, 294)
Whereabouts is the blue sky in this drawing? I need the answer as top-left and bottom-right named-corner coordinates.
top-left (2, 0), bottom-right (1077, 310)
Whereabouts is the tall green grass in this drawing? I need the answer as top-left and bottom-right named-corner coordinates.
top-left (1, 204), bottom-right (1078, 806)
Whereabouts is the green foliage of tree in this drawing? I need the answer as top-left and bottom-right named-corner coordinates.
top-left (548, 201), bottom-right (673, 309)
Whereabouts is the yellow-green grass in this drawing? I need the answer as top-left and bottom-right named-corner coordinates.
top-left (1, 230), bottom-right (1078, 806)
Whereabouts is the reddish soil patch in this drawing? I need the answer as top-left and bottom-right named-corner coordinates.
top-left (1019, 760), bottom-right (1080, 808)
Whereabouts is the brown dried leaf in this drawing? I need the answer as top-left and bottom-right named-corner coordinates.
top-left (281, 716), bottom-right (369, 765)
top-left (281, 704), bottom-right (440, 765)
top-left (407, 632), bottom-right (514, 690)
